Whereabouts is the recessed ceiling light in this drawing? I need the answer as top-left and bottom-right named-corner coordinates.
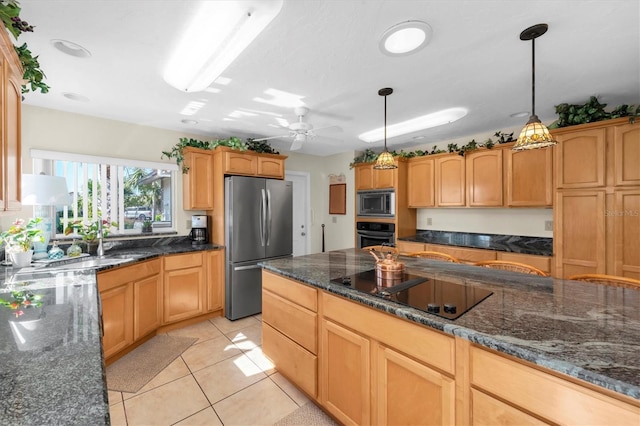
top-left (358, 107), bottom-right (467, 143)
top-left (181, 119), bottom-right (198, 125)
top-left (413, 135), bottom-right (426, 140)
top-left (62, 92), bottom-right (89, 102)
top-left (510, 111), bottom-right (530, 118)
top-left (51, 39), bottom-right (91, 58)
top-left (380, 20), bottom-right (433, 56)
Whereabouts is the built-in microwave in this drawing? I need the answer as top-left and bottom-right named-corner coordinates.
top-left (357, 189), bottom-right (395, 217)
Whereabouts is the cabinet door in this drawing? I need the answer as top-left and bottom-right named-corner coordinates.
top-left (396, 240), bottom-right (425, 255)
top-left (257, 156), bottom-right (284, 179)
top-left (355, 164), bottom-right (374, 190)
top-left (466, 150), bottom-right (503, 207)
top-left (374, 167), bottom-right (396, 189)
top-left (408, 157), bottom-right (435, 207)
top-left (555, 128), bottom-right (606, 188)
top-left (163, 267), bottom-right (204, 323)
top-left (614, 189), bottom-right (640, 278)
top-left (375, 344), bottom-right (455, 426)
top-left (206, 249), bottom-right (224, 312)
top-left (471, 389), bottom-right (547, 426)
top-left (436, 156), bottom-right (465, 206)
top-left (134, 274), bottom-right (162, 340)
top-left (182, 150), bottom-right (213, 209)
top-left (506, 147), bottom-right (553, 206)
top-left (101, 284), bottom-right (134, 358)
top-left (224, 151), bottom-right (257, 175)
top-left (555, 190), bottom-right (606, 278)
top-left (2, 60), bottom-right (22, 211)
top-left (320, 319), bottom-right (370, 425)
top-left (613, 123), bottom-right (640, 186)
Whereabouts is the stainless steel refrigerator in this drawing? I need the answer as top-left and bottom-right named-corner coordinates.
top-left (225, 176), bottom-right (293, 320)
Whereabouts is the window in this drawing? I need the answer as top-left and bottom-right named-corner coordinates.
top-left (31, 149), bottom-right (178, 237)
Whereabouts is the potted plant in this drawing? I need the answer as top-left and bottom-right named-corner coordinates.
top-left (142, 219), bottom-right (152, 233)
top-left (1, 217), bottom-right (44, 267)
top-left (64, 219), bottom-right (118, 254)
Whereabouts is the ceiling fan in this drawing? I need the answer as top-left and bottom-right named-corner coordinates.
top-left (253, 107), bottom-right (340, 151)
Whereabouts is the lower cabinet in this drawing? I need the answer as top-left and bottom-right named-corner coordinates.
top-left (163, 252), bottom-right (204, 323)
top-left (98, 258), bottom-right (161, 358)
top-left (206, 249), bottom-right (224, 312)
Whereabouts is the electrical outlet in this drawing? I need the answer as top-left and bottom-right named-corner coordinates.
top-left (332, 216), bottom-right (337, 223)
top-left (544, 220), bottom-right (553, 231)
top-left (427, 218), bottom-right (433, 226)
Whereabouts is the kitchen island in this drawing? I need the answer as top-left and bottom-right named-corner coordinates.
top-left (0, 238), bottom-right (221, 425)
top-left (260, 249), bottom-right (640, 425)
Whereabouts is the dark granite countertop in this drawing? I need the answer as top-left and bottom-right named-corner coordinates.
top-left (0, 237), bottom-right (223, 425)
top-left (260, 249), bottom-right (639, 400)
top-left (399, 230), bottom-right (553, 256)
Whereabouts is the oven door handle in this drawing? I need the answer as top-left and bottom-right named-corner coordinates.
top-left (357, 230), bottom-right (394, 237)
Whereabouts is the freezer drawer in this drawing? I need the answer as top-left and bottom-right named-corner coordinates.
top-left (225, 261), bottom-right (262, 320)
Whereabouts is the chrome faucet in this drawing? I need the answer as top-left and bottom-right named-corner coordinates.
top-left (96, 217), bottom-right (104, 257)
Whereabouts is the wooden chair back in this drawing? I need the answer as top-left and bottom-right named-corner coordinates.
top-left (568, 274), bottom-right (640, 289)
top-left (407, 251), bottom-right (461, 263)
top-left (474, 260), bottom-right (548, 276)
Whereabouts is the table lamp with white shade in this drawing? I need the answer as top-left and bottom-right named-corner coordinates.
top-left (21, 174), bottom-right (71, 259)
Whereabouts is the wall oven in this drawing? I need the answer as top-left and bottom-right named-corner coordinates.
top-left (357, 222), bottom-right (396, 248)
top-left (357, 190), bottom-right (395, 217)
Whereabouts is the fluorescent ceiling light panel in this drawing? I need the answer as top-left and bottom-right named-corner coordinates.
top-left (358, 107), bottom-right (468, 143)
top-left (164, 0), bottom-right (283, 92)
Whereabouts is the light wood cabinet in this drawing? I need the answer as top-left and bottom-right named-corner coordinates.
top-left (354, 162), bottom-right (396, 190)
top-left (407, 156), bottom-right (435, 207)
top-left (555, 127), bottom-right (606, 189)
top-left (163, 252), bottom-right (204, 323)
top-left (0, 28), bottom-right (22, 212)
top-left (614, 189), bottom-right (640, 278)
top-left (100, 283), bottom-right (134, 358)
top-left (98, 258), bottom-right (161, 358)
top-left (218, 147), bottom-right (286, 179)
top-left (224, 150), bottom-right (257, 175)
top-left (262, 271), bottom-right (318, 398)
top-left (425, 243), bottom-right (496, 264)
top-left (436, 155), bottom-right (465, 206)
top-left (506, 145), bottom-right (553, 207)
top-left (470, 345), bottom-right (640, 425)
top-left (205, 249), bottom-right (224, 312)
top-left (374, 343), bottom-right (455, 425)
top-left (613, 123), bottom-right (640, 186)
top-left (466, 149), bottom-right (503, 207)
top-left (182, 148), bottom-right (214, 210)
top-left (395, 240), bottom-right (425, 254)
top-left (257, 155), bottom-right (285, 178)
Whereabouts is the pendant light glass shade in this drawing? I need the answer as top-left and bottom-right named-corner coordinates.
top-left (374, 87), bottom-right (398, 170)
top-left (512, 24), bottom-right (557, 151)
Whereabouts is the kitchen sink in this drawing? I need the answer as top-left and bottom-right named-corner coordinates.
top-left (40, 255), bottom-right (136, 271)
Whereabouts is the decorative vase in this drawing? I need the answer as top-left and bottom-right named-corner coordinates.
top-left (66, 240), bottom-right (82, 257)
top-left (10, 250), bottom-right (34, 268)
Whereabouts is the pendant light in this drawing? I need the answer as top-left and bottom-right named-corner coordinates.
top-left (373, 87), bottom-right (397, 169)
top-left (512, 23), bottom-right (557, 151)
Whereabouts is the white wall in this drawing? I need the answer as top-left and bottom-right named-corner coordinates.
top-left (284, 151), bottom-right (355, 253)
top-left (2, 105), bottom-right (204, 234)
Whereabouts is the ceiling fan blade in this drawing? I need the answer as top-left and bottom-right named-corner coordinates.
top-left (253, 134), bottom-right (291, 142)
top-left (290, 138), bottom-right (304, 151)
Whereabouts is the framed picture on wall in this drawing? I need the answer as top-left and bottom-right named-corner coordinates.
top-left (329, 183), bottom-right (346, 215)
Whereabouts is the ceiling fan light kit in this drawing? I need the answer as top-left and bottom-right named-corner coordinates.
top-left (374, 87), bottom-right (398, 170)
top-left (513, 23), bottom-right (557, 151)
top-left (163, 0), bottom-right (283, 92)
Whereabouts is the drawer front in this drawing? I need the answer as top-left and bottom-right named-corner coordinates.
top-left (321, 292), bottom-right (454, 374)
top-left (262, 270), bottom-right (317, 312)
top-left (98, 258), bottom-right (161, 292)
top-left (263, 289), bottom-right (317, 354)
top-left (263, 322), bottom-right (317, 398)
top-left (164, 252), bottom-right (203, 271)
top-left (471, 389), bottom-right (547, 426)
top-left (425, 244), bottom-right (496, 263)
top-left (471, 346), bottom-right (640, 425)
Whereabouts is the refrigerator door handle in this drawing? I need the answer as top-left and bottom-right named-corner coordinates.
top-left (266, 188), bottom-right (272, 246)
top-left (260, 188), bottom-right (266, 246)
top-left (233, 264), bottom-right (262, 271)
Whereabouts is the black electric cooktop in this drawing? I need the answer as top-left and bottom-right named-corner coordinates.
top-left (331, 269), bottom-right (493, 320)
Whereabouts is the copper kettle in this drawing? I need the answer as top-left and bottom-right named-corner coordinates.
top-left (369, 248), bottom-right (405, 285)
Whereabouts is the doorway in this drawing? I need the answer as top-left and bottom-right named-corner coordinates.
top-left (285, 171), bottom-right (310, 256)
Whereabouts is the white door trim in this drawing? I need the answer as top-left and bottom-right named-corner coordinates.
top-left (285, 170), bottom-right (311, 255)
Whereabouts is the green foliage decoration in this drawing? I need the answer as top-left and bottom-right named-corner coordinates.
top-left (549, 96), bottom-right (640, 128)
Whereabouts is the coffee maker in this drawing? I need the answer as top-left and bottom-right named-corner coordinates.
top-left (189, 215), bottom-right (208, 245)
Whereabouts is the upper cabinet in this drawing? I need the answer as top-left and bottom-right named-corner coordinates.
top-left (355, 162), bottom-right (396, 190)
top-left (0, 29), bottom-right (23, 212)
top-left (182, 148), bottom-right (214, 210)
top-left (218, 147), bottom-right (286, 179)
top-left (435, 156), bottom-right (465, 207)
top-left (466, 149), bottom-right (503, 207)
top-left (407, 157), bottom-right (434, 207)
top-left (554, 127), bottom-right (606, 189)
top-left (613, 123), bottom-right (640, 186)
top-left (506, 145), bottom-right (553, 207)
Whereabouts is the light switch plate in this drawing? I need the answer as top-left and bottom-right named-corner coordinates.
top-left (427, 218), bottom-right (433, 226)
top-left (545, 220), bottom-right (553, 231)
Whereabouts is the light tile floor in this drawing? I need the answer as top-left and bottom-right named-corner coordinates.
top-left (108, 314), bottom-right (314, 425)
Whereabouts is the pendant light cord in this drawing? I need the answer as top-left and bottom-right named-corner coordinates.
top-left (531, 36), bottom-right (536, 117)
top-left (384, 93), bottom-right (388, 150)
